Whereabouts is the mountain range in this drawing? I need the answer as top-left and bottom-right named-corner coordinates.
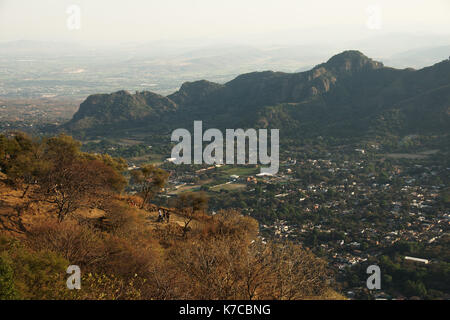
top-left (62, 50), bottom-right (450, 140)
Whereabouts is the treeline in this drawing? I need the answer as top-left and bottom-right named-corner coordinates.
top-left (0, 132), bottom-right (336, 300)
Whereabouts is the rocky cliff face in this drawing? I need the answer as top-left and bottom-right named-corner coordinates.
top-left (322, 50), bottom-right (384, 73)
top-left (67, 90), bottom-right (177, 132)
top-left (168, 80), bottom-right (224, 106)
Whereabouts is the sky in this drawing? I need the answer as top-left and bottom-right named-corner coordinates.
top-left (0, 0), bottom-right (449, 47)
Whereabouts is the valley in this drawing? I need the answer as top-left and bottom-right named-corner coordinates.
top-left (0, 50), bottom-right (449, 300)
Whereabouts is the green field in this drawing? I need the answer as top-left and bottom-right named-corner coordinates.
top-left (210, 183), bottom-right (247, 192)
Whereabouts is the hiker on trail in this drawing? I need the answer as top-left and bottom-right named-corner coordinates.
top-left (158, 209), bottom-right (163, 222)
top-left (166, 211), bottom-right (170, 223)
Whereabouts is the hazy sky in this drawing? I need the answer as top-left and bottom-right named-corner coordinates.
top-left (0, 0), bottom-right (449, 46)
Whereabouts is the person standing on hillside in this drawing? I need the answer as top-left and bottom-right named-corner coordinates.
top-left (158, 209), bottom-right (163, 222)
top-left (166, 211), bottom-right (170, 223)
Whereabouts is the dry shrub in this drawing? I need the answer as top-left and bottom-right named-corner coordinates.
top-left (162, 237), bottom-right (330, 300)
top-left (74, 273), bottom-right (145, 300)
top-left (25, 217), bottom-right (104, 268)
top-left (101, 200), bottom-right (142, 236)
top-left (153, 223), bottom-right (185, 248)
top-left (25, 217), bottom-right (156, 280)
top-left (139, 259), bottom-right (182, 300)
top-left (165, 237), bottom-right (243, 299)
top-left (117, 194), bottom-right (144, 209)
top-left (98, 234), bottom-right (155, 277)
top-left (257, 242), bottom-right (330, 299)
top-left (199, 209), bottom-right (259, 241)
top-left (0, 235), bottom-right (71, 300)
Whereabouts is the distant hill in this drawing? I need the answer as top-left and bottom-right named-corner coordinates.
top-left (62, 50), bottom-right (450, 139)
top-left (385, 45), bottom-right (450, 68)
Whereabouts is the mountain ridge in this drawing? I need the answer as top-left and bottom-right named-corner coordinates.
top-left (62, 50), bottom-right (450, 139)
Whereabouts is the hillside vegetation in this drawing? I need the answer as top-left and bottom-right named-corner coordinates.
top-left (0, 132), bottom-right (342, 300)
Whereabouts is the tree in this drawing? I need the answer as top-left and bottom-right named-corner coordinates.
top-left (0, 133), bottom-right (49, 198)
top-left (28, 134), bottom-right (127, 222)
top-left (7, 139), bottom-right (49, 198)
top-left (176, 192), bottom-right (208, 236)
top-left (130, 165), bottom-right (168, 209)
top-left (38, 158), bottom-right (125, 222)
top-left (43, 134), bottom-right (81, 168)
top-left (0, 133), bottom-right (126, 222)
